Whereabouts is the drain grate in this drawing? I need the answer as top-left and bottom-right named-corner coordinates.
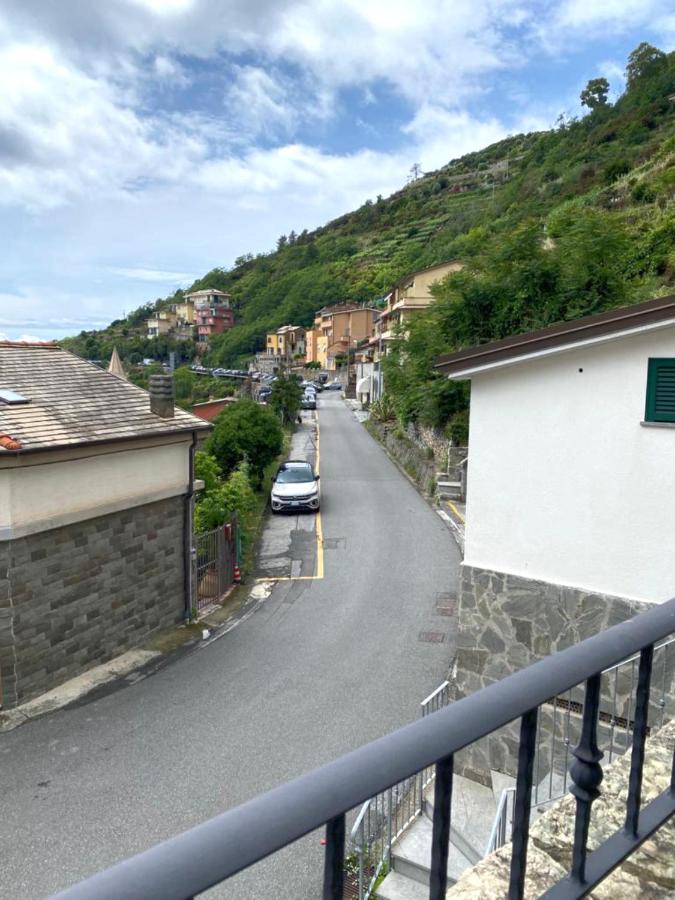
top-left (435, 601), bottom-right (456, 616)
top-left (418, 631), bottom-right (446, 643)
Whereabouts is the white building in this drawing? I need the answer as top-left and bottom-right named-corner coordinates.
top-left (435, 294), bottom-right (675, 718)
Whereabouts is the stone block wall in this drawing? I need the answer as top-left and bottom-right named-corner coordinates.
top-left (454, 564), bottom-right (656, 782)
top-left (448, 717), bottom-right (675, 897)
top-left (0, 496), bottom-right (186, 708)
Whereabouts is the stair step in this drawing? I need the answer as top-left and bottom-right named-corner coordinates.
top-left (376, 870), bottom-right (429, 900)
top-left (424, 775), bottom-right (495, 861)
top-left (392, 816), bottom-right (474, 886)
top-left (436, 481), bottom-right (461, 489)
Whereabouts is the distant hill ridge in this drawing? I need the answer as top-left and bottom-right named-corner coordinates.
top-left (62, 42), bottom-right (675, 370)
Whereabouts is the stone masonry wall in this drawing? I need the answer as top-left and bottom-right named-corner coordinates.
top-left (448, 716), bottom-right (675, 897)
top-left (454, 565), bottom-right (655, 782)
top-left (0, 496), bottom-right (186, 708)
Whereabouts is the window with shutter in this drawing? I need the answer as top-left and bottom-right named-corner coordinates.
top-left (645, 358), bottom-right (675, 423)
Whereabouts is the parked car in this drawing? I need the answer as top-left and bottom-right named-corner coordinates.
top-left (326, 382), bottom-right (343, 391)
top-left (270, 460), bottom-right (320, 512)
top-left (310, 381), bottom-right (324, 392)
top-left (301, 396), bottom-right (316, 410)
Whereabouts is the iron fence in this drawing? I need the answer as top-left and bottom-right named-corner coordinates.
top-left (52, 597), bottom-right (675, 900)
top-left (193, 517), bottom-right (238, 613)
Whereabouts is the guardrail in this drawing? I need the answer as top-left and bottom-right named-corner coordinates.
top-left (52, 597), bottom-right (675, 900)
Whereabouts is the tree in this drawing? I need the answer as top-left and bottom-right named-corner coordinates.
top-left (269, 374), bottom-right (303, 425)
top-left (580, 77), bottom-right (609, 110)
top-left (207, 400), bottom-right (283, 483)
top-left (625, 42), bottom-right (667, 88)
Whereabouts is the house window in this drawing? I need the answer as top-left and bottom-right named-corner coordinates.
top-left (645, 358), bottom-right (675, 423)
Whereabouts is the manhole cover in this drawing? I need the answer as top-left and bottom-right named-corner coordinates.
top-left (418, 631), bottom-right (446, 643)
top-left (322, 537), bottom-right (346, 549)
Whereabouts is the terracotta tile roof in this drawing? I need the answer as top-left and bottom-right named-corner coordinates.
top-left (0, 343), bottom-right (210, 453)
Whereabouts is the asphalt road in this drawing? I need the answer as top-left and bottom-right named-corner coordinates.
top-left (0, 394), bottom-right (461, 899)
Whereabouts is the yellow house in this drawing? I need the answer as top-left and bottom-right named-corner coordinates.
top-left (174, 300), bottom-right (195, 324)
top-left (265, 325), bottom-right (306, 362)
top-left (378, 260), bottom-right (463, 347)
top-left (147, 310), bottom-right (177, 338)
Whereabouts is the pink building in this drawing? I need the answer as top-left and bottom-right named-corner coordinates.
top-left (188, 290), bottom-right (235, 344)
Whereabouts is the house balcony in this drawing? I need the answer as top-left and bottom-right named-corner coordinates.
top-left (55, 596), bottom-right (675, 900)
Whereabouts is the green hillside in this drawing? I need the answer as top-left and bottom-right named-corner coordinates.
top-left (63, 43), bottom-right (675, 429)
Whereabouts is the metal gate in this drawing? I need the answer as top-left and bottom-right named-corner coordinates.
top-left (193, 516), bottom-right (238, 612)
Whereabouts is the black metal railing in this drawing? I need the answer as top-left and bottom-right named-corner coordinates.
top-left (52, 598), bottom-right (675, 900)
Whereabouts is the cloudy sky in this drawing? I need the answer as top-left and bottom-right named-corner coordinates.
top-left (0, 1), bottom-right (672, 341)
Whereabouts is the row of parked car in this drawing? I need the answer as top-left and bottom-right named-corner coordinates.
top-left (190, 364), bottom-right (249, 378)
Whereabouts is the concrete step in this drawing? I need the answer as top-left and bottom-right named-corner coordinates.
top-left (424, 775), bottom-right (495, 862)
top-left (436, 480), bottom-right (461, 489)
top-left (376, 870), bottom-right (429, 900)
top-left (392, 815), bottom-right (474, 886)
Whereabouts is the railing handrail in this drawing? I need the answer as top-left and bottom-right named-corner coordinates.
top-left (485, 786), bottom-right (516, 856)
top-left (420, 680), bottom-right (450, 710)
top-left (52, 597), bottom-right (675, 899)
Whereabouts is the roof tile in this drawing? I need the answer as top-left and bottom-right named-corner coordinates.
top-left (0, 343), bottom-right (210, 452)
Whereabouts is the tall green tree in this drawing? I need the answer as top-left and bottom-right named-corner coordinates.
top-left (207, 400), bottom-right (283, 483)
top-left (580, 77), bottom-right (609, 110)
top-left (270, 374), bottom-right (303, 425)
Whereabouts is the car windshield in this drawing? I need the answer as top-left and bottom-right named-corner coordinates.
top-left (276, 465), bottom-right (314, 484)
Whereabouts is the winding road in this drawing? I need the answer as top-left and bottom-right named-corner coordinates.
top-left (0, 394), bottom-right (460, 899)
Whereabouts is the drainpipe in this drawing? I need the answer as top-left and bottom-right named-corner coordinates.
top-left (184, 431), bottom-right (197, 622)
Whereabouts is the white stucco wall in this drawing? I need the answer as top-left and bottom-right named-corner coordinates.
top-left (464, 325), bottom-right (675, 604)
top-left (0, 441), bottom-right (190, 539)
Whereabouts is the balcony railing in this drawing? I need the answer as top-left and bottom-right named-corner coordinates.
top-left (52, 597), bottom-right (675, 900)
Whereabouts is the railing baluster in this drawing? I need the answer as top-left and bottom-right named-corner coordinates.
top-left (508, 707), bottom-right (538, 900)
top-left (322, 814), bottom-right (345, 900)
top-left (428, 754), bottom-right (453, 900)
top-left (569, 672), bottom-right (604, 885)
top-left (387, 787), bottom-right (393, 866)
top-left (625, 645), bottom-right (654, 837)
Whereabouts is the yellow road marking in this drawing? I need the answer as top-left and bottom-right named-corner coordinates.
top-left (447, 501), bottom-right (465, 524)
top-left (257, 410), bottom-right (324, 583)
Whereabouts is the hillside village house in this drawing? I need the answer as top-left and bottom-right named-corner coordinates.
top-left (147, 297), bottom-right (196, 341)
top-left (187, 289), bottom-right (235, 343)
top-left (305, 304), bottom-right (377, 370)
top-left (369, 260), bottom-right (463, 400)
top-left (265, 325), bottom-right (306, 363)
top-left (0, 342), bottom-right (210, 708)
top-left (435, 294), bottom-right (675, 753)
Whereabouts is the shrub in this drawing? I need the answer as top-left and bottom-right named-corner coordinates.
top-left (208, 400), bottom-right (283, 483)
top-left (445, 410), bottom-right (469, 446)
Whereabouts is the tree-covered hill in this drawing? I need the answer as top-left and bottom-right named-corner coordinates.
top-left (63, 42), bottom-right (675, 428)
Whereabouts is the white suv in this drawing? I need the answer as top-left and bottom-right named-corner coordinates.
top-left (270, 461), bottom-right (320, 513)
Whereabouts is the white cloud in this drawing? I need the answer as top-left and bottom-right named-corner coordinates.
top-left (0, 40), bottom-right (208, 209)
top-left (109, 267), bottom-right (194, 282)
top-left (225, 66), bottom-right (297, 138)
top-left (153, 54), bottom-right (190, 86)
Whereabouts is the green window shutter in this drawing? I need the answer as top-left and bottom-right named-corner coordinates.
top-left (646, 358), bottom-right (675, 423)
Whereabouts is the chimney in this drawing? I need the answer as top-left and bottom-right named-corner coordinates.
top-left (149, 374), bottom-right (175, 418)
